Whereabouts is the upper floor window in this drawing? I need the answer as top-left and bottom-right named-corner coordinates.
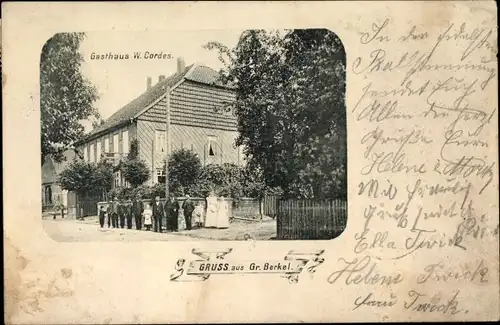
top-left (83, 146), bottom-right (88, 161)
top-left (207, 136), bottom-right (218, 156)
top-left (155, 130), bottom-right (166, 153)
top-left (89, 144), bottom-right (95, 162)
top-left (113, 134), bottom-right (119, 154)
top-left (104, 137), bottom-right (110, 153)
top-left (122, 130), bottom-right (129, 154)
top-left (96, 141), bottom-right (102, 161)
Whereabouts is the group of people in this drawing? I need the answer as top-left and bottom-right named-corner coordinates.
top-left (98, 194), bottom-right (197, 232)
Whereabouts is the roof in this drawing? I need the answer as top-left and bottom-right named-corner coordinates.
top-left (78, 64), bottom-right (235, 144)
top-left (186, 65), bottom-right (232, 87)
top-left (54, 150), bottom-right (78, 174)
top-left (42, 150), bottom-right (77, 183)
top-left (80, 64), bottom-right (192, 142)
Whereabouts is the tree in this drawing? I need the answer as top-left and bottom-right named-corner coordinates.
top-left (40, 33), bottom-right (99, 165)
top-left (58, 159), bottom-right (96, 197)
top-left (205, 29), bottom-right (346, 199)
top-left (121, 139), bottom-right (150, 188)
top-left (94, 159), bottom-right (114, 196)
top-left (58, 159), bottom-right (113, 199)
top-left (165, 148), bottom-right (202, 195)
top-left (190, 163), bottom-right (266, 199)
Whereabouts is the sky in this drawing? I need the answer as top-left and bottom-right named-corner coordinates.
top-left (79, 30), bottom-right (244, 131)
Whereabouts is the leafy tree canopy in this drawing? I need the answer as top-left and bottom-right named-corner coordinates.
top-left (58, 159), bottom-right (113, 197)
top-left (205, 29), bottom-right (347, 199)
top-left (41, 32), bottom-right (99, 165)
top-left (121, 139), bottom-right (150, 187)
top-left (164, 148), bottom-right (202, 195)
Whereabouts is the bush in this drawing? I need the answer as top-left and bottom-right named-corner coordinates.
top-left (59, 158), bottom-right (113, 198)
top-left (121, 139), bottom-right (150, 187)
top-left (121, 158), bottom-right (150, 188)
top-left (107, 186), bottom-right (133, 201)
top-left (151, 183), bottom-right (166, 199)
top-left (166, 148), bottom-right (202, 195)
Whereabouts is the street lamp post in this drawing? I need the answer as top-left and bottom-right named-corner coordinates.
top-left (165, 86), bottom-right (171, 200)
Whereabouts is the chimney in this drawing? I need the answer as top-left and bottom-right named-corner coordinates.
top-left (177, 57), bottom-right (185, 73)
top-left (146, 76), bottom-right (152, 90)
top-left (158, 75), bottom-right (166, 83)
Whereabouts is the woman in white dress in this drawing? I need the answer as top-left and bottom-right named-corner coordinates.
top-left (216, 197), bottom-right (230, 229)
top-left (204, 191), bottom-right (219, 228)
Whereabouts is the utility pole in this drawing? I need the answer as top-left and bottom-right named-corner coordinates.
top-left (165, 86), bottom-right (171, 200)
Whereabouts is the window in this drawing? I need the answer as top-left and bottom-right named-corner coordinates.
top-left (121, 172), bottom-right (130, 188)
top-left (122, 130), bottom-right (129, 154)
top-left (89, 144), bottom-right (95, 162)
top-left (44, 186), bottom-right (52, 205)
top-left (207, 136), bottom-right (218, 156)
top-left (113, 134), bottom-right (119, 154)
top-left (156, 168), bottom-right (166, 184)
top-left (83, 146), bottom-right (88, 161)
top-left (114, 171), bottom-right (121, 188)
top-left (96, 141), bottom-right (102, 161)
top-left (155, 130), bottom-right (166, 153)
top-left (104, 137), bottom-right (110, 153)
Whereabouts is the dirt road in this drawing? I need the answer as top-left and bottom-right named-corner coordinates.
top-left (42, 217), bottom-right (277, 242)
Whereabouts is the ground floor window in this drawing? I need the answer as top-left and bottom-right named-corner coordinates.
top-left (114, 171), bottom-right (121, 188)
top-left (44, 185), bottom-right (52, 205)
top-left (156, 168), bottom-right (166, 183)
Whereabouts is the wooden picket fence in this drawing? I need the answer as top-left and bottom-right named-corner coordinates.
top-left (276, 199), bottom-right (347, 240)
top-left (263, 194), bottom-right (279, 219)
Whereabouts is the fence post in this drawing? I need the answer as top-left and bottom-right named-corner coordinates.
top-left (259, 196), bottom-right (263, 220)
top-left (276, 199), bottom-right (281, 240)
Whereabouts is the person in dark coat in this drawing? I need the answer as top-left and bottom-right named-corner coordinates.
top-left (165, 193), bottom-right (180, 232)
top-left (125, 201), bottom-right (133, 229)
top-left (106, 205), bottom-right (112, 228)
top-left (152, 195), bottom-right (165, 233)
top-left (182, 195), bottom-right (195, 231)
top-left (119, 199), bottom-right (126, 229)
top-left (98, 206), bottom-right (106, 228)
top-left (132, 196), bottom-right (144, 230)
top-left (108, 197), bottom-right (119, 228)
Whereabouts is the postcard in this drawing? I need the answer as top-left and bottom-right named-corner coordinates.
top-left (2, 1), bottom-right (498, 323)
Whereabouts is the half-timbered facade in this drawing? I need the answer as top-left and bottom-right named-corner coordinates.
top-left (75, 58), bottom-right (242, 186)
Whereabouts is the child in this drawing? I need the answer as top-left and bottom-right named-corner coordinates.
top-left (193, 203), bottom-right (204, 228)
top-left (143, 202), bottom-right (153, 231)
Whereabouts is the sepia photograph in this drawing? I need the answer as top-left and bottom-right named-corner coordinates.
top-left (41, 29), bottom-right (348, 242)
top-left (4, 1), bottom-right (499, 323)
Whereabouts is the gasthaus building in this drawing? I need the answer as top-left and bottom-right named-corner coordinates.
top-left (74, 57), bottom-right (244, 188)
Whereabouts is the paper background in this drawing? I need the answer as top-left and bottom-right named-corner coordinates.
top-left (3, 1), bottom-right (498, 323)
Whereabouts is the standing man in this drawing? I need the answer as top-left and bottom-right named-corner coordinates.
top-left (165, 193), bottom-right (180, 232)
top-left (182, 195), bottom-right (195, 231)
top-left (106, 203), bottom-right (112, 228)
top-left (109, 197), bottom-right (119, 228)
top-left (152, 195), bottom-right (165, 233)
top-left (132, 195), bottom-right (144, 230)
top-left (119, 199), bottom-right (126, 229)
top-left (125, 200), bottom-right (133, 229)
